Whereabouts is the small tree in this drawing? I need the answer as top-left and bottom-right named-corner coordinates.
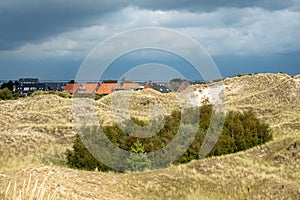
top-left (127, 140), bottom-right (151, 172)
top-left (120, 76), bottom-right (126, 86)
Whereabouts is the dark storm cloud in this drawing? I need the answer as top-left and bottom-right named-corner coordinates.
top-left (0, 0), bottom-right (127, 50)
top-left (132, 0), bottom-right (296, 12)
top-left (0, 0), bottom-right (297, 50)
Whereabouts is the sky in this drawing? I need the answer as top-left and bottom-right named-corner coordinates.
top-left (0, 0), bottom-right (300, 81)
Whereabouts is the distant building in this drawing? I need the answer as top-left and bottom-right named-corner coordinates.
top-left (122, 82), bottom-right (140, 90)
top-left (16, 78), bottom-right (45, 94)
top-left (177, 82), bottom-right (189, 92)
top-left (64, 83), bottom-right (80, 94)
top-left (45, 82), bottom-right (67, 91)
top-left (19, 78), bottom-right (39, 84)
top-left (96, 83), bottom-right (118, 95)
top-left (63, 83), bottom-right (100, 95)
top-left (144, 82), bottom-right (172, 93)
top-left (114, 82), bottom-right (142, 91)
top-left (76, 83), bottom-right (99, 94)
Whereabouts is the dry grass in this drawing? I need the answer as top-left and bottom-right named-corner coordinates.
top-left (95, 89), bottom-right (180, 126)
top-left (1, 174), bottom-right (62, 200)
top-left (223, 73), bottom-right (300, 138)
top-left (0, 73), bottom-right (300, 199)
top-left (0, 94), bottom-right (74, 169)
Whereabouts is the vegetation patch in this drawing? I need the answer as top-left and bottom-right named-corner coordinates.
top-left (66, 104), bottom-right (272, 172)
top-left (0, 88), bottom-right (17, 100)
top-left (31, 91), bottom-right (71, 98)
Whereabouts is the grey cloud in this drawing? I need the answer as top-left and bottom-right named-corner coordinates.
top-left (131, 0), bottom-right (296, 12)
top-left (0, 0), bottom-right (126, 50)
top-left (0, 0), bottom-right (298, 50)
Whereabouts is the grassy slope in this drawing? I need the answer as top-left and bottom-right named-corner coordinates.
top-left (0, 73), bottom-right (299, 199)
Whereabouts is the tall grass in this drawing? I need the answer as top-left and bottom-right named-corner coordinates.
top-left (1, 174), bottom-right (60, 200)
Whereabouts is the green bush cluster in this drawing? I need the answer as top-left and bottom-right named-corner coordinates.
top-left (0, 88), bottom-right (13, 100)
top-left (176, 109), bottom-right (272, 163)
top-left (66, 104), bottom-right (272, 171)
top-left (65, 134), bottom-right (112, 171)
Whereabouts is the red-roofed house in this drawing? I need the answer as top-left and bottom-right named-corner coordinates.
top-left (96, 83), bottom-right (118, 95)
top-left (64, 83), bottom-right (80, 94)
top-left (121, 83), bottom-right (140, 90)
top-left (177, 82), bottom-right (188, 92)
top-left (77, 83), bottom-right (99, 94)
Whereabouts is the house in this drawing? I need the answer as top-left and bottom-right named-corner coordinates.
top-left (16, 78), bottom-right (46, 94)
top-left (45, 82), bottom-right (67, 91)
top-left (76, 83), bottom-right (99, 94)
top-left (121, 83), bottom-right (141, 91)
top-left (19, 78), bottom-right (39, 84)
top-left (144, 82), bottom-right (172, 93)
top-left (121, 82), bottom-right (140, 90)
top-left (96, 83), bottom-right (118, 95)
top-left (64, 83), bottom-right (80, 94)
top-left (177, 82), bottom-right (189, 92)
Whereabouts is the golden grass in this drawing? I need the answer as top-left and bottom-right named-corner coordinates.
top-left (0, 73), bottom-right (299, 199)
top-left (0, 135), bottom-right (299, 199)
top-left (1, 174), bottom-right (60, 200)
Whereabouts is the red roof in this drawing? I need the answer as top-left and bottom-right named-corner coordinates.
top-left (77, 83), bottom-right (98, 94)
top-left (121, 83), bottom-right (140, 90)
top-left (64, 83), bottom-right (80, 94)
top-left (144, 83), bottom-right (151, 89)
top-left (177, 82), bottom-right (188, 92)
top-left (96, 83), bottom-right (118, 95)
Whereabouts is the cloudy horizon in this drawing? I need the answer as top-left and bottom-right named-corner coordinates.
top-left (0, 0), bottom-right (300, 81)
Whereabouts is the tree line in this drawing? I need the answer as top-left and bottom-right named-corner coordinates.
top-left (0, 80), bottom-right (19, 100)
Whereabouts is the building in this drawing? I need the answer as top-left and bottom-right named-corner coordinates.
top-left (122, 82), bottom-right (140, 90)
top-left (18, 78), bottom-right (39, 84)
top-left (144, 82), bottom-right (172, 93)
top-left (45, 82), bottom-right (67, 91)
top-left (16, 78), bottom-right (46, 94)
top-left (64, 83), bottom-right (80, 94)
top-left (177, 82), bottom-right (189, 92)
top-left (63, 83), bottom-right (99, 95)
top-left (76, 83), bottom-right (99, 94)
top-left (96, 83), bottom-right (118, 95)
top-left (114, 82), bottom-right (142, 91)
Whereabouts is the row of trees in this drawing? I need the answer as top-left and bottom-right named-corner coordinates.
top-left (0, 80), bottom-right (19, 91)
top-left (66, 104), bottom-right (272, 172)
top-left (0, 81), bottom-right (19, 100)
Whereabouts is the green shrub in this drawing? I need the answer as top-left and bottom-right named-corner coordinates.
top-left (56, 91), bottom-right (71, 98)
top-left (65, 134), bottom-right (98, 170)
top-left (0, 88), bottom-right (13, 100)
top-left (95, 94), bottom-right (103, 100)
top-left (65, 134), bottom-right (111, 171)
top-left (66, 104), bottom-right (272, 171)
top-left (12, 93), bottom-right (19, 99)
top-left (175, 109), bottom-right (272, 163)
